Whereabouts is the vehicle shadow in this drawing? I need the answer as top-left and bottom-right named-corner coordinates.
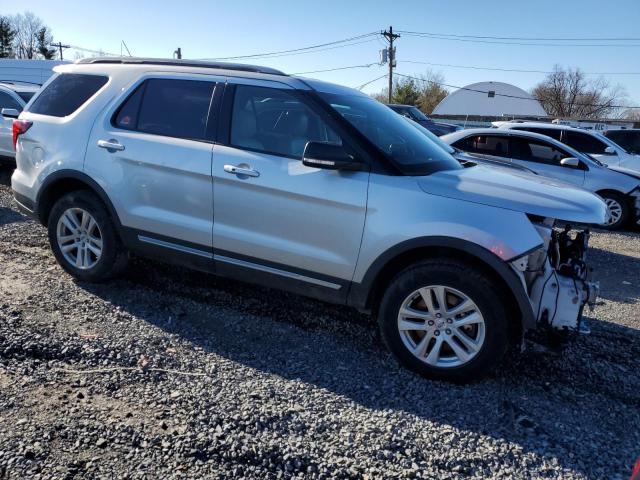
top-left (80, 257), bottom-right (640, 478)
top-left (589, 246), bottom-right (640, 303)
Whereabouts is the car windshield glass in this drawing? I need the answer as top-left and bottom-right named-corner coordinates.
top-left (320, 93), bottom-right (461, 175)
top-left (408, 106), bottom-right (429, 121)
top-left (403, 117), bottom-right (455, 154)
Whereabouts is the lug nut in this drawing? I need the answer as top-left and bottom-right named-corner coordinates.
top-left (445, 329), bottom-right (451, 335)
top-left (435, 313), bottom-right (442, 318)
top-left (446, 318), bottom-right (452, 324)
top-left (428, 320), bottom-right (435, 326)
top-left (434, 330), bottom-right (440, 336)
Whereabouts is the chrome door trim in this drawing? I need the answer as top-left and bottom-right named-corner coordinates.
top-left (138, 235), bottom-right (213, 259)
top-left (214, 254), bottom-right (342, 290)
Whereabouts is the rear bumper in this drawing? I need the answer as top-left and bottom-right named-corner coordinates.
top-left (13, 191), bottom-right (38, 220)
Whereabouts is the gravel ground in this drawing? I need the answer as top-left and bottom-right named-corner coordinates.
top-left (0, 164), bottom-right (638, 479)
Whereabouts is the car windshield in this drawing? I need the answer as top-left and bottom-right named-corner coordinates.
top-left (408, 106), bottom-right (430, 121)
top-left (319, 93), bottom-right (461, 175)
top-left (403, 117), bottom-right (455, 154)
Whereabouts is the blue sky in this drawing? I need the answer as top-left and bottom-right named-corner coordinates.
top-left (6, 0), bottom-right (640, 106)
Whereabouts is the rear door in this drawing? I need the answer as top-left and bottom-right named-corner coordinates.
top-left (508, 136), bottom-right (586, 187)
top-left (211, 81), bottom-right (369, 296)
top-left (0, 89), bottom-right (24, 157)
top-left (85, 74), bottom-right (221, 254)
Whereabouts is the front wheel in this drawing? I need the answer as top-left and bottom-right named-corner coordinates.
top-left (378, 259), bottom-right (510, 383)
top-left (47, 190), bottom-right (128, 282)
top-left (600, 192), bottom-right (630, 230)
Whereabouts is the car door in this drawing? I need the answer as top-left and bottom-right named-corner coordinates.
top-left (85, 74), bottom-right (221, 253)
top-left (509, 136), bottom-right (586, 187)
top-left (211, 81), bottom-right (369, 297)
top-left (0, 89), bottom-right (25, 157)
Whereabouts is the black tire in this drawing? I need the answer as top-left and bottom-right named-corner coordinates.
top-left (377, 259), bottom-right (510, 383)
top-left (47, 190), bottom-right (128, 282)
top-left (599, 192), bottom-right (630, 231)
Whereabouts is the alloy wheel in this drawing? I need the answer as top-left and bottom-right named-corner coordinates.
top-left (56, 207), bottom-right (103, 270)
top-left (604, 198), bottom-right (623, 226)
top-left (397, 285), bottom-right (485, 368)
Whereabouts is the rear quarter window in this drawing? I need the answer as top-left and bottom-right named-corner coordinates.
top-left (28, 73), bottom-right (108, 117)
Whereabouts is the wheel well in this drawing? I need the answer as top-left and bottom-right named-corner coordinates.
top-left (366, 246), bottom-right (523, 340)
top-left (596, 189), bottom-right (625, 199)
top-left (37, 178), bottom-right (94, 224)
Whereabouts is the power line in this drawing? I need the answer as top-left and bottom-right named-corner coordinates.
top-left (401, 60), bottom-right (640, 76)
top-left (50, 42), bottom-right (70, 61)
top-left (197, 32), bottom-right (379, 61)
top-left (399, 32), bottom-right (640, 47)
top-left (292, 63), bottom-right (379, 75)
top-left (393, 72), bottom-right (640, 109)
top-left (397, 30), bottom-right (640, 42)
top-left (355, 74), bottom-right (388, 91)
top-left (68, 44), bottom-right (120, 56)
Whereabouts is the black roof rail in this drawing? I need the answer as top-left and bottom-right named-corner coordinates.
top-left (76, 57), bottom-right (286, 76)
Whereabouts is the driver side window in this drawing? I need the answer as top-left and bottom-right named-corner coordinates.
top-left (230, 85), bottom-right (342, 159)
top-left (509, 137), bottom-right (570, 166)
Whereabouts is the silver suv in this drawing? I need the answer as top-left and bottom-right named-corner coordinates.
top-left (11, 58), bottom-right (607, 382)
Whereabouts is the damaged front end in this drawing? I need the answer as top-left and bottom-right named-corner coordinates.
top-left (511, 218), bottom-right (600, 342)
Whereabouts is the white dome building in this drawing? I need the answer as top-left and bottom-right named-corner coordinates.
top-left (432, 81), bottom-right (547, 117)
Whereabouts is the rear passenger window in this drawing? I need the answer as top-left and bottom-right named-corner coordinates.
top-left (452, 135), bottom-right (508, 157)
top-left (230, 85), bottom-right (342, 158)
top-left (29, 74), bottom-right (108, 117)
top-left (114, 79), bottom-right (215, 141)
top-left (562, 131), bottom-right (608, 154)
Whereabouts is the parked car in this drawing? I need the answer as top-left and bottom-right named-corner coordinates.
top-left (0, 81), bottom-right (40, 163)
top-left (496, 121), bottom-right (640, 173)
top-left (442, 128), bottom-right (640, 230)
top-left (387, 104), bottom-right (459, 136)
top-left (603, 129), bottom-right (640, 155)
top-left (404, 117), bottom-right (538, 175)
top-left (12, 58), bottom-right (606, 382)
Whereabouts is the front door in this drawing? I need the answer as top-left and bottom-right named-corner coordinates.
top-left (509, 136), bottom-right (586, 187)
top-left (212, 82), bottom-right (369, 293)
top-left (85, 75), bottom-right (220, 251)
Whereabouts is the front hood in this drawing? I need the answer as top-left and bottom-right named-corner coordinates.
top-left (418, 165), bottom-right (607, 224)
top-left (608, 165), bottom-right (640, 181)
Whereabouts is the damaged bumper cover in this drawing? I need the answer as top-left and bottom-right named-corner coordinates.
top-left (511, 219), bottom-right (599, 334)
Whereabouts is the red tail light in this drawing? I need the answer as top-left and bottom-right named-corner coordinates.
top-left (12, 120), bottom-right (32, 150)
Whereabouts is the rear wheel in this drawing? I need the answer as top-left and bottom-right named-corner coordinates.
top-left (600, 192), bottom-right (629, 230)
top-left (378, 259), bottom-right (510, 383)
top-left (48, 191), bottom-right (128, 282)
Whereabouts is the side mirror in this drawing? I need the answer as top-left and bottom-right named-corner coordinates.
top-left (302, 141), bottom-right (363, 171)
top-left (560, 157), bottom-right (580, 168)
top-left (1, 108), bottom-right (20, 119)
top-left (604, 146), bottom-right (616, 155)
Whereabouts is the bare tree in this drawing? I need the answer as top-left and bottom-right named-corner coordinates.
top-left (532, 65), bottom-right (627, 119)
top-left (11, 12), bottom-right (56, 60)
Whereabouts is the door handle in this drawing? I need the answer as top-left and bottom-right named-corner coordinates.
top-left (223, 164), bottom-right (260, 178)
top-left (97, 139), bottom-right (125, 152)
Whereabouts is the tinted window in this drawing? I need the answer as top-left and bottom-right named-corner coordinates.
top-left (605, 130), bottom-right (640, 153)
top-left (515, 126), bottom-right (561, 141)
top-left (231, 85), bottom-right (342, 158)
top-left (562, 131), bottom-right (608, 154)
top-left (509, 137), bottom-right (569, 166)
top-left (0, 91), bottom-right (21, 110)
top-left (320, 92), bottom-right (461, 175)
top-left (452, 135), bottom-right (509, 158)
top-left (17, 91), bottom-right (35, 103)
top-left (29, 74), bottom-right (107, 117)
top-left (114, 79), bottom-right (215, 141)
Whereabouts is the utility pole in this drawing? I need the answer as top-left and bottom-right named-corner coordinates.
top-left (382, 26), bottom-right (400, 103)
top-left (50, 42), bottom-right (70, 60)
top-left (174, 47), bottom-right (182, 59)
